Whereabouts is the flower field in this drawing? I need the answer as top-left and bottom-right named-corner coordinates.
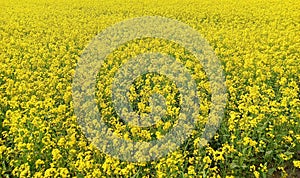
top-left (1, 0), bottom-right (300, 177)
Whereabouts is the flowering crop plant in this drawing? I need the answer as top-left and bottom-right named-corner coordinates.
top-left (1, 0), bottom-right (300, 178)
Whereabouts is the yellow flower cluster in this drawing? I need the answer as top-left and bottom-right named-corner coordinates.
top-left (1, 0), bottom-right (299, 177)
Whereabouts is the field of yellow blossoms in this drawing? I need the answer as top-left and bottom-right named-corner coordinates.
top-left (1, 0), bottom-right (300, 177)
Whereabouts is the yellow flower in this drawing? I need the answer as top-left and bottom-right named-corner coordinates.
top-left (250, 165), bottom-right (256, 172)
top-left (58, 168), bottom-right (70, 178)
top-left (2, 0), bottom-right (300, 177)
top-left (188, 166), bottom-right (196, 175)
top-left (57, 137), bottom-right (66, 147)
top-left (52, 148), bottom-right (62, 161)
top-left (293, 160), bottom-right (300, 168)
top-left (35, 159), bottom-right (44, 169)
top-left (203, 156), bottom-right (212, 164)
top-left (253, 171), bottom-right (260, 178)
top-left (44, 168), bottom-right (57, 178)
